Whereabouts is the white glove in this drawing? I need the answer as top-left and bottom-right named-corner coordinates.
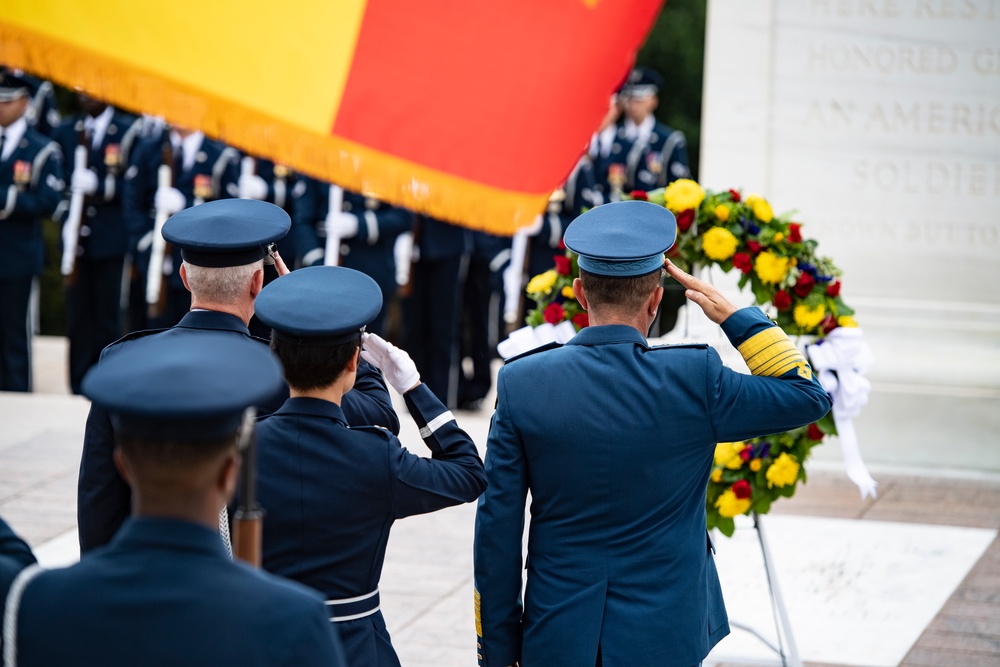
top-left (325, 211), bottom-right (359, 239)
top-left (155, 187), bottom-right (186, 215)
top-left (238, 173), bottom-right (268, 200)
top-left (71, 168), bottom-right (99, 196)
top-left (361, 333), bottom-right (420, 394)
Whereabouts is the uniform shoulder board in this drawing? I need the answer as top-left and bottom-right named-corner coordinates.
top-left (107, 327), bottom-right (170, 347)
top-left (503, 341), bottom-right (562, 364)
top-left (648, 342), bottom-right (710, 351)
top-left (349, 425), bottom-right (393, 440)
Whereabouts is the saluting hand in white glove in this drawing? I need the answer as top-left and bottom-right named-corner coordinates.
top-left (361, 333), bottom-right (421, 394)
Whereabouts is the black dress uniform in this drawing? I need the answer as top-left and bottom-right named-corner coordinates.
top-left (5, 333), bottom-right (346, 666)
top-left (76, 201), bottom-right (400, 553)
top-left (291, 176), bottom-right (413, 336)
top-left (123, 129), bottom-right (239, 328)
top-left (252, 266), bottom-right (487, 667)
top-left (0, 73), bottom-right (64, 392)
top-left (52, 107), bottom-right (143, 393)
top-left (402, 216), bottom-right (472, 406)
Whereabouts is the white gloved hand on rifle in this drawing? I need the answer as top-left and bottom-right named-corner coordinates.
top-left (71, 168), bottom-right (99, 196)
top-left (325, 211), bottom-right (359, 239)
top-left (155, 187), bottom-right (186, 215)
top-left (238, 173), bottom-right (268, 200)
top-left (361, 333), bottom-right (420, 394)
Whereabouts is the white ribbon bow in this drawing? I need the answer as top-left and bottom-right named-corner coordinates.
top-left (806, 328), bottom-right (878, 499)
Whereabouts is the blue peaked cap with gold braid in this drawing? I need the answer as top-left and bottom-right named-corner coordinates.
top-left (564, 201), bottom-right (676, 277)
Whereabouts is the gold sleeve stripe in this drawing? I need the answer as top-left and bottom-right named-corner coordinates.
top-left (474, 589), bottom-right (483, 638)
top-left (737, 327), bottom-right (807, 377)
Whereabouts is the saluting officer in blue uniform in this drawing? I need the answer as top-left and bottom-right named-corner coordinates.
top-left (403, 216), bottom-right (472, 407)
top-left (77, 200), bottom-right (399, 553)
top-left (0, 72), bottom-right (64, 392)
top-left (473, 201), bottom-right (832, 667)
top-left (3, 333), bottom-right (346, 666)
top-left (600, 67), bottom-right (691, 200)
top-left (52, 93), bottom-right (144, 394)
top-left (290, 176), bottom-right (413, 336)
top-left (123, 124), bottom-right (240, 328)
top-left (251, 266), bottom-right (487, 667)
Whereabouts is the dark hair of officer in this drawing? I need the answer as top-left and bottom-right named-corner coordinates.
top-left (270, 334), bottom-right (362, 391)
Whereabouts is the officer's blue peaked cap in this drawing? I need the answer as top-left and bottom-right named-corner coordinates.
top-left (621, 66), bottom-right (663, 98)
top-left (255, 266), bottom-right (382, 346)
top-left (162, 199), bottom-right (290, 268)
top-left (564, 201), bottom-right (676, 277)
top-left (82, 332), bottom-right (284, 441)
top-left (0, 70), bottom-right (31, 102)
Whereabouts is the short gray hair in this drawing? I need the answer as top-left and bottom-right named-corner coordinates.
top-left (183, 260), bottom-right (262, 303)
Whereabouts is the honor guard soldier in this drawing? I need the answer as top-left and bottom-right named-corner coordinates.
top-left (601, 67), bottom-right (691, 201)
top-left (0, 72), bottom-right (64, 392)
top-left (402, 216), bottom-right (472, 407)
top-left (0, 67), bottom-right (61, 137)
top-left (473, 201), bottom-right (832, 667)
top-left (3, 333), bottom-right (346, 666)
top-left (52, 93), bottom-right (143, 394)
top-left (290, 176), bottom-right (413, 336)
top-left (77, 200), bottom-right (399, 553)
top-left (123, 123), bottom-right (240, 328)
top-left (251, 266), bottom-right (487, 667)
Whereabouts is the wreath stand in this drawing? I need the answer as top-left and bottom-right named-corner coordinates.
top-left (723, 511), bottom-right (803, 667)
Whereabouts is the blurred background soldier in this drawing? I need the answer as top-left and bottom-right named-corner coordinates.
top-left (251, 266), bottom-right (486, 667)
top-left (52, 93), bottom-right (143, 394)
top-left (291, 176), bottom-right (413, 337)
top-left (402, 216), bottom-right (471, 407)
top-left (123, 122), bottom-right (239, 329)
top-left (0, 66), bottom-right (62, 138)
top-left (0, 71), bottom-right (64, 392)
top-left (4, 332), bottom-right (346, 666)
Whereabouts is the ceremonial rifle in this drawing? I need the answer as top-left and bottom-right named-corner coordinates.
top-left (324, 184), bottom-right (344, 267)
top-left (146, 140), bottom-right (173, 318)
top-left (60, 126), bottom-right (89, 286)
top-left (232, 407), bottom-right (263, 567)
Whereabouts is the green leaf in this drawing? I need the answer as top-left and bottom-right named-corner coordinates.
top-left (817, 411), bottom-right (838, 435)
top-left (717, 516), bottom-right (736, 537)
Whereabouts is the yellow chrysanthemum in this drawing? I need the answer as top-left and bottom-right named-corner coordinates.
top-left (702, 227), bottom-right (739, 261)
top-left (715, 489), bottom-right (752, 518)
top-left (749, 458), bottom-right (762, 472)
top-left (663, 178), bottom-right (706, 213)
top-left (773, 232), bottom-right (784, 243)
top-left (714, 204), bottom-right (730, 222)
top-left (794, 303), bottom-right (826, 329)
top-left (526, 270), bottom-right (557, 295)
top-left (561, 285), bottom-right (576, 299)
top-left (838, 315), bottom-right (858, 328)
top-left (754, 251), bottom-right (791, 285)
top-left (714, 442), bottom-right (745, 470)
top-left (766, 453), bottom-right (800, 488)
top-left (746, 193), bottom-right (774, 223)
top-left (711, 468), bottom-right (723, 483)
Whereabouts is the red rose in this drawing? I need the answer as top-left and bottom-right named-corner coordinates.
top-left (740, 447), bottom-right (752, 462)
top-left (557, 238), bottom-right (566, 250)
top-left (553, 255), bottom-right (571, 276)
top-left (807, 423), bottom-right (824, 441)
top-left (630, 190), bottom-right (648, 201)
top-left (746, 240), bottom-right (762, 255)
top-left (728, 189), bottom-right (741, 203)
top-left (773, 290), bottom-right (792, 311)
top-left (826, 280), bottom-right (841, 298)
top-left (793, 272), bottom-right (815, 298)
top-left (572, 312), bottom-right (589, 329)
top-left (676, 209), bottom-right (695, 232)
top-left (820, 313), bottom-right (838, 334)
top-left (788, 223), bottom-right (802, 244)
top-left (543, 302), bottom-right (565, 324)
top-left (732, 479), bottom-right (752, 500)
top-left (733, 252), bottom-right (753, 274)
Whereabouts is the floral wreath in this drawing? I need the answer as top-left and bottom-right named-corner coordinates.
top-left (525, 179), bottom-right (855, 537)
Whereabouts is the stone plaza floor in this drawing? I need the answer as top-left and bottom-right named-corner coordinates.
top-left (0, 336), bottom-right (997, 667)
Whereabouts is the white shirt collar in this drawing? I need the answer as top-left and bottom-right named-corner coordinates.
top-left (170, 130), bottom-right (205, 171)
top-left (0, 116), bottom-right (28, 162)
top-left (84, 106), bottom-right (115, 149)
top-left (623, 115), bottom-right (655, 143)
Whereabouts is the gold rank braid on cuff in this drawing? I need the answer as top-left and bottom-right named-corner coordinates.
top-left (737, 328), bottom-right (812, 380)
top-left (474, 588), bottom-right (483, 637)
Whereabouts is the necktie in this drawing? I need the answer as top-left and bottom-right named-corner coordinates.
top-left (0, 131), bottom-right (6, 162)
